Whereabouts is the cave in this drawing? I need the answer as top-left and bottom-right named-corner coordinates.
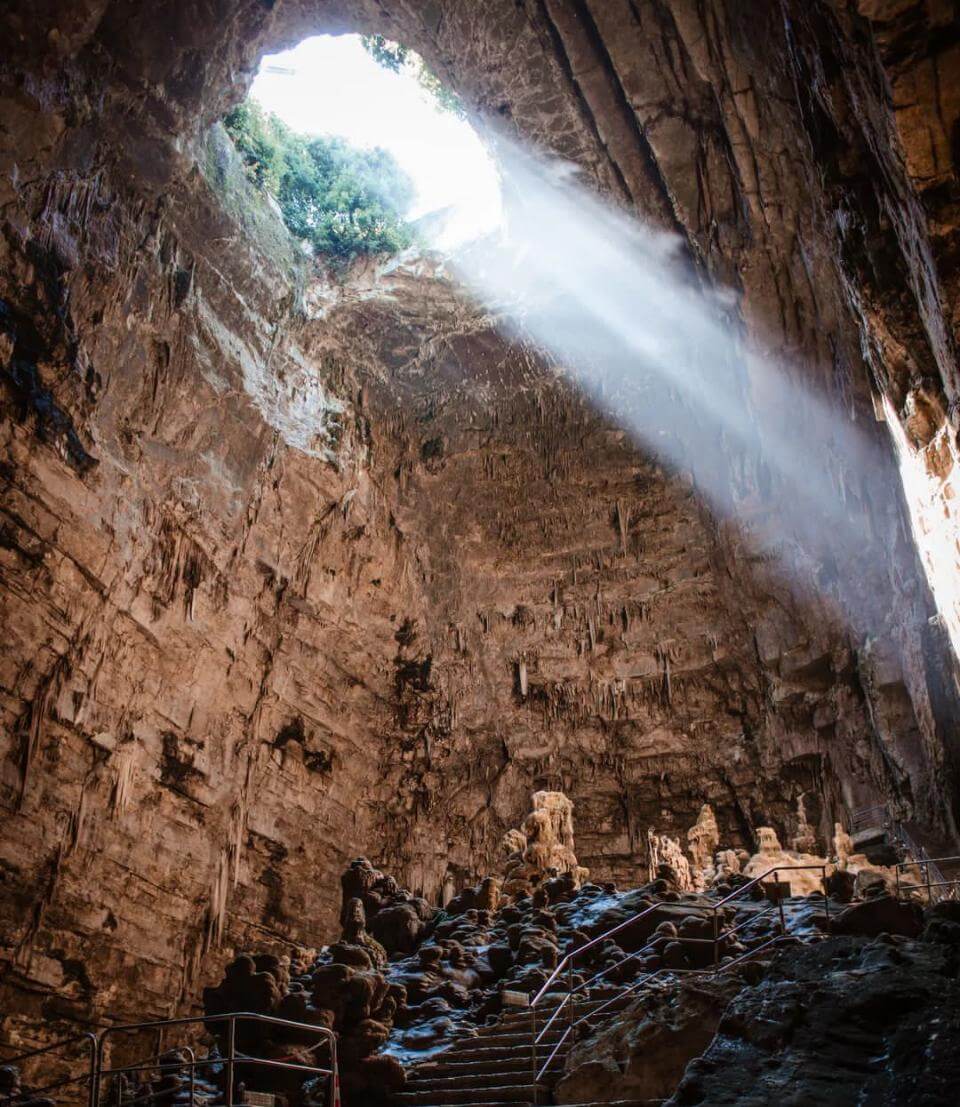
top-left (2, 2), bottom-right (960, 1105)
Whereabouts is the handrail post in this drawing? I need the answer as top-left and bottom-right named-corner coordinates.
top-left (530, 1000), bottom-right (538, 1105)
top-left (183, 1046), bottom-right (196, 1107)
top-left (822, 865), bottom-right (830, 926)
top-left (329, 1030), bottom-right (340, 1107)
top-left (87, 1033), bottom-right (98, 1107)
top-left (566, 959), bottom-right (574, 1042)
top-left (773, 870), bottom-right (785, 934)
top-left (712, 904), bottom-right (719, 965)
top-left (226, 1015), bottom-right (237, 1107)
top-left (94, 1032), bottom-right (107, 1107)
top-left (925, 860), bottom-right (933, 905)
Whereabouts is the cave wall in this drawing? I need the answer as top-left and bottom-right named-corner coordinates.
top-left (2, 0), bottom-right (960, 1055)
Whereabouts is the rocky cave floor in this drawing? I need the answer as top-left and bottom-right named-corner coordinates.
top-left (5, 857), bottom-right (960, 1107)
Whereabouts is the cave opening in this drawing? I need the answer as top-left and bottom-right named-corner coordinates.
top-left (225, 32), bottom-right (502, 258)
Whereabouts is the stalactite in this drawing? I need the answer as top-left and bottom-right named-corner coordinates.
top-left (615, 499), bottom-right (628, 553)
top-left (204, 847), bottom-right (231, 953)
top-left (517, 658), bottom-right (528, 697)
top-left (110, 743), bottom-right (136, 817)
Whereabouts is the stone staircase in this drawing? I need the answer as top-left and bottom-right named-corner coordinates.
top-left (392, 991), bottom-right (655, 1107)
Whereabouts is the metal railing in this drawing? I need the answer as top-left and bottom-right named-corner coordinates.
top-left (848, 804), bottom-right (891, 835)
top-left (0, 1032), bottom-right (98, 1105)
top-left (895, 854), bottom-right (960, 904)
top-left (528, 864), bottom-right (830, 1100)
top-left (848, 804), bottom-right (960, 905)
top-left (2, 1013), bottom-right (339, 1107)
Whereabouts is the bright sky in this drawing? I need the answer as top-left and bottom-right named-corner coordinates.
top-left (250, 34), bottom-right (502, 244)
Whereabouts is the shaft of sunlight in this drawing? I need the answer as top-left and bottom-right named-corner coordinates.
top-left (433, 135), bottom-right (885, 583)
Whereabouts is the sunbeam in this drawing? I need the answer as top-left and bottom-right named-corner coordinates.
top-left (429, 134), bottom-right (890, 617)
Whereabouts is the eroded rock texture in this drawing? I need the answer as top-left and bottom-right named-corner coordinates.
top-left (2, 0), bottom-right (960, 1060)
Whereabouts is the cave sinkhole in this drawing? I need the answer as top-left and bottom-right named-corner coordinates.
top-left (249, 33), bottom-right (502, 248)
top-left (2, 4), bottom-right (960, 1105)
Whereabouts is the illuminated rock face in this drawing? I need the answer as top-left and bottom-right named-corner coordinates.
top-left (1, 0), bottom-right (960, 1059)
top-left (500, 791), bottom-right (589, 901)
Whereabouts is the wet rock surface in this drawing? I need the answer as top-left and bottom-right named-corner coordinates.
top-left (555, 897), bottom-right (960, 1105)
top-left (2, 844), bottom-right (958, 1106)
top-left (666, 931), bottom-right (960, 1106)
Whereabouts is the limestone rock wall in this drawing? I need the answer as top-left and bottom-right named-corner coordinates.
top-left (1, 0), bottom-right (959, 1059)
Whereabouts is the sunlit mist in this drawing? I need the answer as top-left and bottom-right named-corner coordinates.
top-left (429, 136), bottom-right (893, 613)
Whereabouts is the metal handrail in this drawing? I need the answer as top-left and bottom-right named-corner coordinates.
top-left (528, 864), bottom-right (830, 1100)
top-left (0, 1033), bottom-right (98, 1104)
top-left (527, 897), bottom-right (717, 1096)
top-left (534, 930), bottom-right (794, 1083)
top-left (845, 806), bottom-right (960, 904)
top-left (848, 804), bottom-right (891, 833)
top-left (895, 853), bottom-right (960, 904)
top-left (2, 1012), bottom-right (340, 1107)
top-left (101, 1046), bottom-right (196, 1107)
top-left (96, 1012), bottom-right (339, 1107)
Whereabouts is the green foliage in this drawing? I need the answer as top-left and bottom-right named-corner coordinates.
top-left (361, 34), bottom-right (466, 119)
top-left (222, 100), bottom-right (415, 263)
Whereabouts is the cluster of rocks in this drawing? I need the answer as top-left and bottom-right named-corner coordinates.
top-left (555, 902), bottom-right (960, 1104)
top-left (196, 793), bottom-right (830, 1105)
top-left (650, 801), bottom-right (900, 902)
top-left (4, 792), bottom-right (952, 1107)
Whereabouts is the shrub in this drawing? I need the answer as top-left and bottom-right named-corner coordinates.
top-left (223, 100), bottom-right (415, 263)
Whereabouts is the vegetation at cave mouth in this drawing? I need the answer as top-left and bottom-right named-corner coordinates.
top-left (223, 99), bottom-right (415, 264)
top-left (360, 34), bottom-right (466, 119)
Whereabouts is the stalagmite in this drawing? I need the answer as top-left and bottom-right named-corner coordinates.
top-left (743, 827), bottom-right (829, 895)
top-left (500, 791), bottom-right (589, 900)
top-left (647, 828), bottom-right (694, 891)
top-left (687, 804), bottom-right (720, 876)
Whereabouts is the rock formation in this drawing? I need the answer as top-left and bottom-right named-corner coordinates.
top-left (647, 829), bottom-right (696, 893)
top-left (687, 805), bottom-right (720, 878)
top-left (500, 791), bottom-right (588, 901)
top-left (742, 827), bottom-right (829, 896)
top-left (559, 924), bottom-right (960, 1106)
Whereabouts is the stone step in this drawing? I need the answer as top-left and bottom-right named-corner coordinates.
top-left (406, 1061), bottom-right (567, 1090)
top-left (409, 1043), bottom-right (564, 1066)
top-left (394, 989), bottom-right (640, 1106)
top-left (407, 1055), bottom-right (564, 1081)
top-left (455, 1027), bottom-right (569, 1050)
top-left (393, 1082), bottom-right (549, 1104)
top-left (500, 994), bottom-right (633, 1027)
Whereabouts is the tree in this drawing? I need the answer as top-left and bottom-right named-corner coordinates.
top-left (223, 100), bottom-right (415, 263)
top-left (360, 34), bottom-right (466, 119)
